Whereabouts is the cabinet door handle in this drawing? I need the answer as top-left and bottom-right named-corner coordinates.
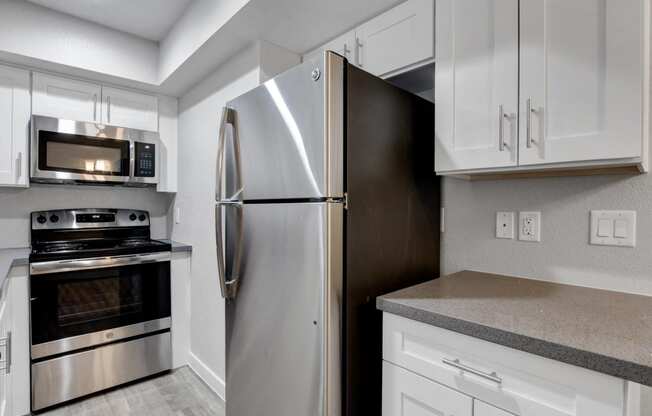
top-left (498, 105), bottom-right (509, 152)
top-left (355, 37), bottom-right (363, 67)
top-left (93, 93), bottom-right (98, 121)
top-left (442, 358), bottom-right (502, 384)
top-left (0, 332), bottom-right (11, 374)
top-left (343, 43), bottom-right (351, 59)
top-left (15, 152), bottom-right (22, 180)
top-left (526, 98), bottom-right (538, 148)
top-left (107, 96), bottom-right (111, 123)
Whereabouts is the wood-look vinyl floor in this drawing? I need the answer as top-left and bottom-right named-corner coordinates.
top-left (40, 367), bottom-right (225, 416)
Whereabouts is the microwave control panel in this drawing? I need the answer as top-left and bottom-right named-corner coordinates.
top-left (134, 142), bottom-right (156, 177)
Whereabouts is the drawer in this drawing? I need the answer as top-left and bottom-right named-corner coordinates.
top-left (382, 313), bottom-right (624, 416)
top-left (383, 361), bottom-right (473, 416)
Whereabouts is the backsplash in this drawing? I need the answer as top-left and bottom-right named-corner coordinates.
top-left (0, 184), bottom-right (174, 248)
top-left (441, 173), bottom-right (652, 296)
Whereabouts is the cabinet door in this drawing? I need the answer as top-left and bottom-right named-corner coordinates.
top-left (519, 0), bottom-right (643, 166)
top-left (0, 65), bottom-right (30, 187)
top-left (0, 287), bottom-right (12, 416)
top-left (383, 361), bottom-right (473, 416)
top-left (32, 72), bottom-right (101, 123)
top-left (303, 31), bottom-right (357, 66)
top-left (435, 0), bottom-right (518, 172)
top-left (356, 0), bottom-right (434, 76)
top-left (475, 401), bottom-right (514, 416)
top-left (102, 86), bottom-right (158, 131)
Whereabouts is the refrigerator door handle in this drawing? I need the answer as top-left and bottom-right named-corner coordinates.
top-left (216, 202), bottom-right (244, 299)
top-left (216, 107), bottom-right (242, 202)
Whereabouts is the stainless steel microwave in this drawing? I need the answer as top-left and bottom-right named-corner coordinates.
top-left (31, 115), bottom-right (160, 186)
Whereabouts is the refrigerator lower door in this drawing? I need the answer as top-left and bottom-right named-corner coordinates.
top-left (225, 202), bottom-right (341, 416)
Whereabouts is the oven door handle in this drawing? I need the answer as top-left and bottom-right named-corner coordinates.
top-left (30, 252), bottom-right (171, 275)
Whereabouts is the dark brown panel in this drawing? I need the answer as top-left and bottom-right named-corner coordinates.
top-left (344, 64), bottom-right (440, 416)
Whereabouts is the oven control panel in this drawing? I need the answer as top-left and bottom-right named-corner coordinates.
top-left (134, 142), bottom-right (156, 178)
top-left (31, 209), bottom-right (150, 230)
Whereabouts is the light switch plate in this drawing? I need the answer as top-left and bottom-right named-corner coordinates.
top-left (590, 210), bottom-right (636, 247)
top-left (519, 211), bottom-right (541, 242)
top-left (496, 212), bottom-right (514, 239)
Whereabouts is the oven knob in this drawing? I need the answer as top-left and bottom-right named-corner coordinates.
top-left (138, 214), bottom-right (147, 222)
top-left (129, 213), bottom-right (137, 221)
top-left (36, 215), bottom-right (47, 224)
top-left (49, 215), bottom-right (59, 223)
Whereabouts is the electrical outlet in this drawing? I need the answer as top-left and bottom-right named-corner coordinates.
top-left (519, 211), bottom-right (541, 242)
top-left (174, 207), bottom-right (182, 224)
top-left (496, 212), bottom-right (515, 239)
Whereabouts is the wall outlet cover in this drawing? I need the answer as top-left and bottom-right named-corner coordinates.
top-left (519, 211), bottom-right (541, 242)
top-left (496, 212), bottom-right (515, 239)
top-left (590, 210), bottom-right (636, 247)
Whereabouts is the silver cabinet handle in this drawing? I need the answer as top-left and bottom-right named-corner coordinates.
top-left (15, 152), bottom-right (22, 180)
top-left (215, 201), bottom-right (244, 299)
top-left (355, 37), bottom-right (363, 67)
top-left (0, 332), bottom-right (11, 374)
top-left (343, 43), bottom-right (351, 59)
top-left (442, 358), bottom-right (502, 385)
top-left (526, 98), bottom-right (538, 148)
top-left (498, 105), bottom-right (509, 152)
top-left (107, 96), bottom-right (111, 123)
top-left (93, 93), bottom-right (98, 121)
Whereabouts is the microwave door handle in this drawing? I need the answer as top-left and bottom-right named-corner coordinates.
top-left (216, 201), bottom-right (243, 299)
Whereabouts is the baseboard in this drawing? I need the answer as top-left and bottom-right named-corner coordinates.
top-left (188, 352), bottom-right (226, 401)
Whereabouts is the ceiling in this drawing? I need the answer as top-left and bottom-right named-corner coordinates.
top-left (26, 0), bottom-right (193, 41)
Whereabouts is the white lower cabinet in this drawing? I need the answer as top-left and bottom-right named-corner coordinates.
top-left (0, 280), bottom-right (12, 416)
top-left (0, 268), bottom-right (30, 416)
top-left (474, 401), bottom-right (513, 416)
top-left (382, 313), bottom-right (635, 416)
top-left (383, 361), bottom-right (472, 416)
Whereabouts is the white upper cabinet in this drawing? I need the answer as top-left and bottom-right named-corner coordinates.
top-left (304, 30), bottom-right (357, 66)
top-left (435, 0), bottom-right (519, 172)
top-left (101, 86), bottom-right (158, 132)
top-left (302, 0), bottom-right (434, 77)
top-left (0, 65), bottom-right (30, 187)
top-left (382, 361), bottom-right (473, 416)
top-left (32, 72), bottom-right (101, 123)
top-left (357, 0), bottom-right (434, 77)
top-left (519, 0), bottom-right (643, 166)
top-left (435, 0), bottom-right (648, 175)
top-left (33, 73), bottom-right (159, 131)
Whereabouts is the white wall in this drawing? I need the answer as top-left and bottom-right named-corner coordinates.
top-left (0, 185), bottom-right (173, 248)
top-left (159, 0), bottom-right (250, 82)
top-left (0, 0), bottom-right (159, 84)
top-left (172, 42), bottom-right (298, 398)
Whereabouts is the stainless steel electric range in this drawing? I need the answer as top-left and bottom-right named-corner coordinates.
top-left (28, 208), bottom-right (172, 412)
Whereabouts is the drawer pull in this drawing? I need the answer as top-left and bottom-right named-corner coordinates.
top-left (442, 358), bottom-right (502, 385)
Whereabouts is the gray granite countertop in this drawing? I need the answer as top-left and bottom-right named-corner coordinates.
top-left (160, 240), bottom-right (192, 253)
top-left (0, 247), bottom-right (30, 290)
top-left (377, 270), bottom-right (652, 386)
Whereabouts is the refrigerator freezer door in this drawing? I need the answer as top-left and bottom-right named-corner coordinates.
top-left (225, 202), bottom-right (335, 416)
top-left (220, 53), bottom-right (344, 201)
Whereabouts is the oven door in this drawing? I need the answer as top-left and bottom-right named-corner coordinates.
top-left (31, 115), bottom-right (131, 183)
top-left (30, 253), bottom-right (171, 359)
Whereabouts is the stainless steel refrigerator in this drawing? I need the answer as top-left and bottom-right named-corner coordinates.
top-left (216, 51), bottom-right (440, 416)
